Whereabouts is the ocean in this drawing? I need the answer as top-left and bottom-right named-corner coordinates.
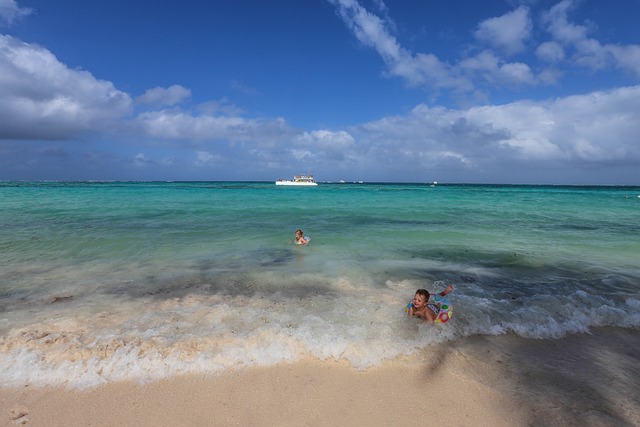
top-left (1, 181), bottom-right (639, 389)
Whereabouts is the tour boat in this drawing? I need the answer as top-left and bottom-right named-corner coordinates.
top-left (275, 175), bottom-right (318, 186)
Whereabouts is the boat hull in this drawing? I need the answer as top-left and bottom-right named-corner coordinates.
top-left (275, 181), bottom-right (318, 186)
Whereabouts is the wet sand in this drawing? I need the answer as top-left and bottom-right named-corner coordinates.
top-left (2, 328), bottom-right (639, 426)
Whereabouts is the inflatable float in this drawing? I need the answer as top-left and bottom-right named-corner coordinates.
top-left (406, 294), bottom-right (453, 324)
top-left (296, 236), bottom-right (310, 245)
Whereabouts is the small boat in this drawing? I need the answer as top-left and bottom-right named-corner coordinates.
top-left (275, 175), bottom-right (318, 186)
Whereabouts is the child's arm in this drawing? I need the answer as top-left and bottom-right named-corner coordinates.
top-left (439, 285), bottom-right (454, 297)
top-left (407, 302), bottom-right (417, 317)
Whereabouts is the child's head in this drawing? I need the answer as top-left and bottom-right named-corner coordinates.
top-left (413, 289), bottom-right (430, 308)
top-left (295, 229), bottom-right (303, 238)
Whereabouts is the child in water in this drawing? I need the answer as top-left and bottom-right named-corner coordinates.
top-left (293, 229), bottom-right (310, 245)
top-left (407, 285), bottom-right (454, 325)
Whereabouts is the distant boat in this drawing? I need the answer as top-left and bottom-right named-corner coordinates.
top-left (275, 175), bottom-right (318, 186)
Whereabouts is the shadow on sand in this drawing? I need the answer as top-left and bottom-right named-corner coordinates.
top-left (420, 327), bottom-right (640, 426)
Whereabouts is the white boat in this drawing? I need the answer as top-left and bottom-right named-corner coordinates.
top-left (275, 175), bottom-right (318, 186)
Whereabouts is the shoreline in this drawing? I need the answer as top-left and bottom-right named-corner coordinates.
top-left (2, 327), bottom-right (639, 426)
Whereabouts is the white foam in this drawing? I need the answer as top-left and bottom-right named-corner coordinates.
top-left (2, 276), bottom-right (639, 389)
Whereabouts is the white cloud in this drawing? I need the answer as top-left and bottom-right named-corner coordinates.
top-left (293, 130), bottom-right (356, 162)
top-left (0, 35), bottom-right (132, 140)
top-left (541, 0), bottom-right (589, 44)
top-left (295, 130), bottom-right (355, 149)
top-left (290, 149), bottom-right (314, 162)
top-left (329, 0), bottom-right (640, 103)
top-left (0, 34), bottom-right (291, 149)
top-left (548, 86), bottom-right (640, 161)
top-left (328, 0), bottom-right (539, 97)
top-left (327, 0), bottom-right (472, 92)
top-left (136, 109), bottom-right (293, 144)
top-left (347, 85), bottom-right (640, 175)
top-left (541, 0), bottom-right (640, 77)
top-left (459, 50), bottom-right (535, 86)
top-left (474, 6), bottom-right (532, 55)
top-left (134, 153), bottom-right (150, 166)
top-left (537, 68), bottom-right (563, 85)
top-left (536, 41), bottom-right (565, 63)
top-left (327, 0), bottom-right (408, 73)
top-left (0, 0), bottom-right (31, 27)
top-left (608, 44), bottom-right (640, 79)
top-left (2, 79), bottom-right (638, 183)
top-left (136, 85), bottom-right (191, 108)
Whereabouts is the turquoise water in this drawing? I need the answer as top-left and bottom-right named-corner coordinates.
top-left (1, 181), bottom-right (639, 388)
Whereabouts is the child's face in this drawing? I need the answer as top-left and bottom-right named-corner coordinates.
top-left (296, 230), bottom-right (303, 238)
top-left (412, 293), bottom-right (427, 309)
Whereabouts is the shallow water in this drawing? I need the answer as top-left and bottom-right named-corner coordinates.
top-left (1, 181), bottom-right (639, 388)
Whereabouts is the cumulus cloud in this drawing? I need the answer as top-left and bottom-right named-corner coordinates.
top-left (262, 94), bottom-right (619, 180)
top-left (0, 33), bottom-right (293, 149)
top-left (541, 0), bottom-right (640, 77)
top-left (459, 50), bottom-right (535, 86)
top-left (608, 45), bottom-right (640, 78)
top-left (542, 0), bottom-right (589, 45)
top-left (548, 86), bottom-right (640, 161)
top-left (136, 85), bottom-right (191, 108)
top-left (0, 0), bottom-right (31, 27)
top-left (136, 109), bottom-right (293, 144)
top-left (536, 41), bottom-right (565, 63)
top-left (295, 129), bottom-right (355, 149)
top-left (340, 85), bottom-right (640, 179)
top-left (293, 130), bottom-right (356, 162)
top-left (2, 79), bottom-right (638, 183)
top-left (0, 35), bottom-right (132, 140)
top-left (474, 6), bottom-right (532, 56)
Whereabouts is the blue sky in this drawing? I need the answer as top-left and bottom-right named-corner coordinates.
top-left (1, 0), bottom-right (639, 184)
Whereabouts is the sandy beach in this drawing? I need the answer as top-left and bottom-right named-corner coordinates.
top-left (2, 327), bottom-right (639, 427)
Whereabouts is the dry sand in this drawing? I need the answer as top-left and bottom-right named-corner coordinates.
top-left (2, 328), bottom-right (639, 427)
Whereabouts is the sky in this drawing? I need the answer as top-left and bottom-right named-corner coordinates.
top-left (1, 0), bottom-right (639, 184)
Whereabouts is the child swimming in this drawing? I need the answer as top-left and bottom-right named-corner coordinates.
top-left (407, 285), bottom-right (454, 325)
top-left (293, 229), bottom-right (310, 245)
